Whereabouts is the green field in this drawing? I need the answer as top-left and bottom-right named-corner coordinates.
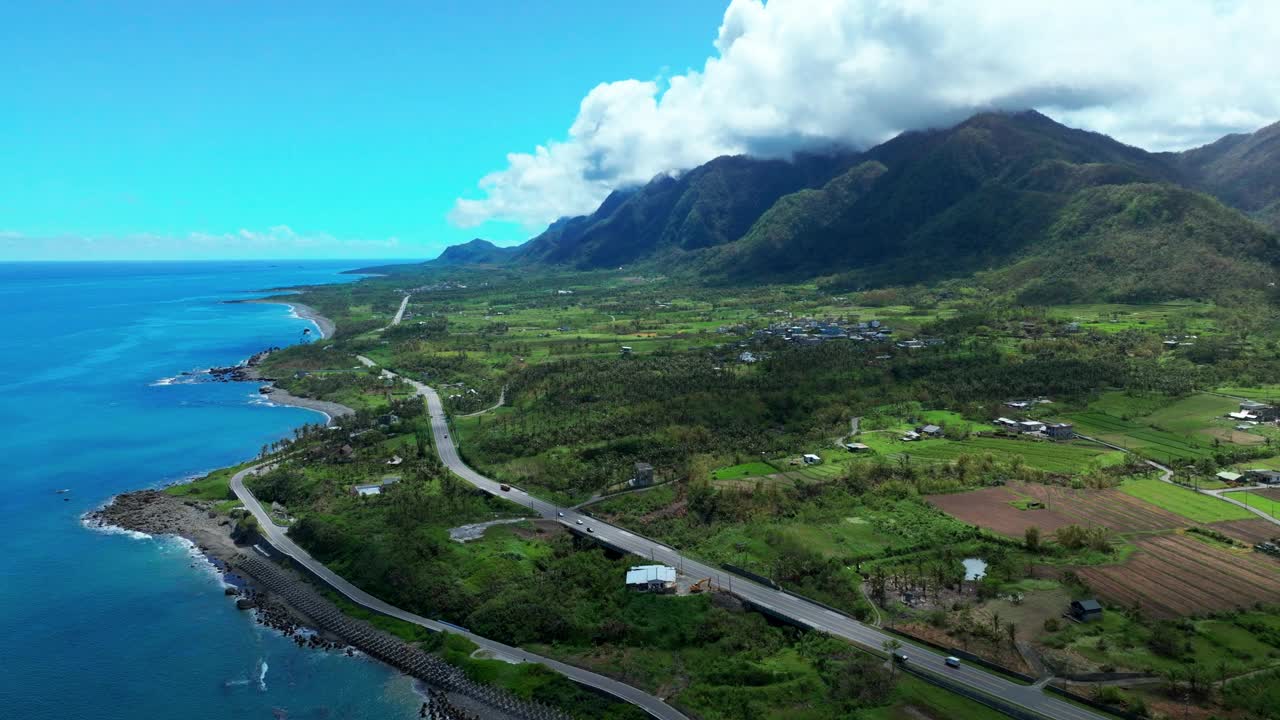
top-left (865, 435), bottom-right (1119, 473)
top-left (1216, 386), bottom-right (1280, 400)
top-left (1065, 411), bottom-right (1215, 461)
top-left (1138, 393), bottom-right (1238, 434)
top-left (1119, 478), bottom-right (1254, 522)
top-left (713, 461), bottom-right (779, 480)
top-left (1229, 491), bottom-right (1280, 519)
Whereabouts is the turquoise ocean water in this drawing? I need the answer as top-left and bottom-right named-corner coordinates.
top-left (0, 261), bottom-right (420, 720)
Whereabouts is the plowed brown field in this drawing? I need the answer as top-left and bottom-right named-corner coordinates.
top-left (1017, 484), bottom-right (1187, 533)
top-left (1077, 534), bottom-right (1280, 618)
top-left (926, 486), bottom-right (1074, 537)
top-left (1210, 519), bottom-right (1279, 545)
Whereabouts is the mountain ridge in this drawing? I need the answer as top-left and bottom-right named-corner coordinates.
top-left (425, 111), bottom-right (1280, 301)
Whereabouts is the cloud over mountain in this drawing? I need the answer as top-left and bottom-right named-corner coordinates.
top-left (450, 0), bottom-right (1280, 228)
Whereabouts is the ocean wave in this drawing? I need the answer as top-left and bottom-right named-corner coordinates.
top-left (81, 512), bottom-right (153, 541)
top-left (150, 370), bottom-right (209, 387)
top-left (257, 658), bottom-right (269, 692)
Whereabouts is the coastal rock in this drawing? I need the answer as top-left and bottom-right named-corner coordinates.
top-left (236, 598), bottom-right (256, 610)
top-left (224, 587), bottom-right (238, 596)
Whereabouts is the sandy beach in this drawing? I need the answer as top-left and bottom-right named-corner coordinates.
top-left (258, 386), bottom-right (354, 424)
top-left (233, 297), bottom-right (337, 339)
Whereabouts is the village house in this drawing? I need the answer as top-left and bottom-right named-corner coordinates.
top-left (1045, 422), bottom-right (1075, 441)
top-left (1216, 471), bottom-right (1243, 483)
top-left (919, 424), bottom-right (943, 438)
top-left (1018, 420), bottom-right (1047, 434)
top-left (1240, 401), bottom-right (1280, 421)
top-left (802, 453), bottom-right (822, 465)
top-left (1246, 469), bottom-right (1280, 485)
top-left (844, 442), bottom-right (871, 453)
top-left (351, 475), bottom-right (401, 497)
top-left (1070, 598), bottom-right (1104, 622)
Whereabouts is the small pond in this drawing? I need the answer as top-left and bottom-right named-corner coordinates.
top-left (962, 557), bottom-right (987, 581)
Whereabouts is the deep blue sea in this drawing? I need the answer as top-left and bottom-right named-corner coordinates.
top-left (0, 261), bottom-right (420, 720)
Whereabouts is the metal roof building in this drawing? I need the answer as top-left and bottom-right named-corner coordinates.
top-left (625, 565), bottom-right (676, 592)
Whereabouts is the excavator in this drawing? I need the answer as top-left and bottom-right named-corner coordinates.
top-left (688, 577), bottom-right (712, 594)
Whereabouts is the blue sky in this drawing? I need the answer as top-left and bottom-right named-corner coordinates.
top-left (6, 1), bottom-right (1278, 261)
top-left (0, 1), bottom-right (729, 260)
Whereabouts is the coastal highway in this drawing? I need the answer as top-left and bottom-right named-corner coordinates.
top-left (365, 356), bottom-right (1111, 720)
top-left (230, 462), bottom-right (689, 720)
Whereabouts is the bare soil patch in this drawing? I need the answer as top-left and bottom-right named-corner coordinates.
top-left (1076, 534), bottom-right (1280, 618)
top-left (926, 486), bottom-right (1074, 537)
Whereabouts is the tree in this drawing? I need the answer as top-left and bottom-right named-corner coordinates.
top-left (882, 639), bottom-right (903, 678)
top-left (1024, 525), bottom-right (1041, 552)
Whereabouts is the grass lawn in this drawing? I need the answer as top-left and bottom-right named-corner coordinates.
top-left (1228, 491), bottom-right (1280, 519)
top-left (1216, 385), bottom-right (1280, 401)
top-left (1065, 411), bottom-right (1215, 461)
top-left (1119, 478), bottom-right (1254, 522)
top-left (1138, 393), bottom-right (1238, 436)
top-left (164, 463), bottom-right (246, 502)
top-left (713, 461), bottom-right (779, 480)
top-left (888, 436), bottom-right (1117, 473)
top-left (855, 674), bottom-right (1012, 720)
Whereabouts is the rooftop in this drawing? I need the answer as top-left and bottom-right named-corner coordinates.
top-left (625, 565), bottom-right (676, 585)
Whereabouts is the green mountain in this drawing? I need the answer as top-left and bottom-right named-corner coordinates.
top-left (431, 111), bottom-right (1278, 302)
top-left (701, 110), bottom-right (1183, 284)
top-left (512, 152), bottom-right (860, 268)
top-left (430, 238), bottom-right (518, 266)
top-left (1175, 120), bottom-right (1280, 230)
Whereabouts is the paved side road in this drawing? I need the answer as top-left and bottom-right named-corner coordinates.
top-left (231, 459), bottom-right (687, 719)
top-left (371, 356), bottom-right (1108, 720)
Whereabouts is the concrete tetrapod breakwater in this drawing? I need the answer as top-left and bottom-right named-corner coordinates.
top-left (233, 553), bottom-right (572, 720)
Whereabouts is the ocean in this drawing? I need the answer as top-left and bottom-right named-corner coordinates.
top-left (0, 261), bottom-right (421, 720)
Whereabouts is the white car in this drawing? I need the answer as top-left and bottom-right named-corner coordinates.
top-left (557, 512), bottom-right (565, 517)
top-left (576, 519), bottom-right (584, 525)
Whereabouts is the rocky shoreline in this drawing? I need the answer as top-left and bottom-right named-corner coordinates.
top-left (88, 490), bottom-right (541, 720)
top-left (85, 490), bottom-right (347, 651)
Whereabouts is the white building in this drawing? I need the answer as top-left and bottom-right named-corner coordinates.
top-left (625, 565), bottom-right (676, 593)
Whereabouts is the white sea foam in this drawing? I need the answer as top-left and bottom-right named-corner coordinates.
top-left (257, 658), bottom-right (269, 691)
top-left (80, 505), bottom-right (154, 540)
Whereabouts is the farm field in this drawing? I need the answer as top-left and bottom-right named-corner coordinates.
top-left (1208, 519), bottom-right (1280, 545)
top-left (1076, 534), bottom-right (1280, 618)
top-left (861, 434), bottom-right (1119, 474)
top-left (1063, 411), bottom-right (1215, 461)
top-left (1016, 484), bottom-right (1188, 533)
top-left (897, 437), bottom-right (1118, 473)
top-left (925, 486), bottom-right (1075, 538)
top-left (1119, 478), bottom-right (1255, 523)
top-left (1137, 393), bottom-right (1238, 435)
top-left (712, 461), bottom-right (778, 481)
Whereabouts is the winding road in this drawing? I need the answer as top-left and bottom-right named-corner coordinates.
top-left (230, 460), bottom-right (689, 720)
top-left (368, 356), bottom-right (1110, 720)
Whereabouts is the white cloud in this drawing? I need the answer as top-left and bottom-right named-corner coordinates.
top-left (450, 0), bottom-right (1280, 228)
